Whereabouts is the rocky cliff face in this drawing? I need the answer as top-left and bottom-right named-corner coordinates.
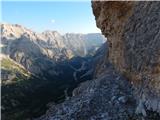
top-left (92, 1), bottom-right (160, 114)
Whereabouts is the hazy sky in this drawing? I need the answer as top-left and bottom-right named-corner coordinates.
top-left (1, 0), bottom-right (101, 34)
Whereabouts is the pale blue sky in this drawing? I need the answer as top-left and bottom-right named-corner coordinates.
top-left (1, 1), bottom-right (101, 34)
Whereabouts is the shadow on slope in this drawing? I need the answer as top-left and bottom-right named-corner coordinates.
top-left (1, 56), bottom-right (94, 120)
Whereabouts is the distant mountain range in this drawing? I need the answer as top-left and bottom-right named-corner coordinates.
top-left (1, 23), bottom-right (106, 58)
top-left (1, 23), bottom-right (105, 76)
top-left (1, 23), bottom-right (106, 120)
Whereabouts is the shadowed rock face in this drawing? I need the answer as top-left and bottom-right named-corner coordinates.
top-left (92, 1), bottom-right (160, 113)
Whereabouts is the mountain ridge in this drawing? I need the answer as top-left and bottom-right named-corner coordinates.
top-left (1, 23), bottom-right (106, 58)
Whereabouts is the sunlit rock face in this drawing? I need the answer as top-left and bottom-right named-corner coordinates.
top-left (1, 23), bottom-right (73, 62)
top-left (92, 1), bottom-right (160, 113)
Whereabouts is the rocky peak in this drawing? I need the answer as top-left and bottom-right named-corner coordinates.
top-left (1, 23), bottom-right (34, 40)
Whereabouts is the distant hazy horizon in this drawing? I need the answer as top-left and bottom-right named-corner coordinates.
top-left (1, 1), bottom-right (101, 34)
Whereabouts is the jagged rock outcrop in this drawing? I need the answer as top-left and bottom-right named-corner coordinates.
top-left (92, 1), bottom-right (160, 114)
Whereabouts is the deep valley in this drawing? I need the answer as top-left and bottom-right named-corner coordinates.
top-left (1, 23), bottom-right (106, 120)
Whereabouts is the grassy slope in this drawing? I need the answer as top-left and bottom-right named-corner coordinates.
top-left (1, 57), bottom-right (31, 84)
